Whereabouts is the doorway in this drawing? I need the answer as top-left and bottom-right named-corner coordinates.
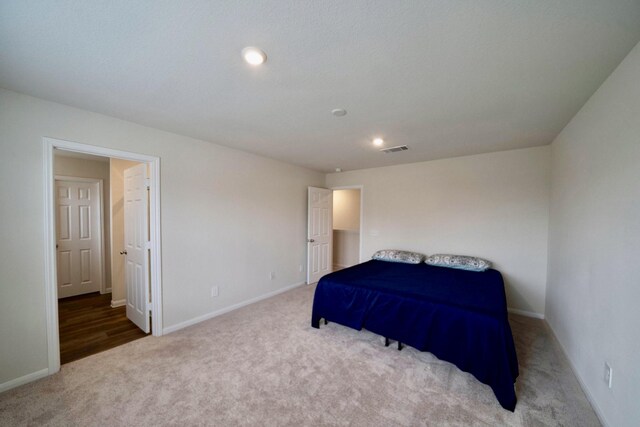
top-left (331, 187), bottom-right (362, 271)
top-left (54, 151), bottom-right (151, 364)
top-left (44, 137), bottom-right (163, 374)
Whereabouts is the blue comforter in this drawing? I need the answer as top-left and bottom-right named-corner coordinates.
top-left (311, 260), bottom-right (519, 411)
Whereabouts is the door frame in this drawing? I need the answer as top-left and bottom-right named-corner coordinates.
top-left (43, 137), bottom-right (163, 376)
top-left (55, 176), bottom-right (108, 295)
top-left (330, 185), bottom-right (364, 263)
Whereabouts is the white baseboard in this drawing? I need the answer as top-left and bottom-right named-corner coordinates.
top-left (507, 307), bottom-right (545, 319)
top-left (0, 368), bottom-right (49, 393)
top-left (110, 299), bottom-right (126, 308)
top-left (545, 321), bottom-right (609, 427)
top-left (333, 263), bottom-right (359, 270)
top-left (163, 282), bottom-right (306, 335)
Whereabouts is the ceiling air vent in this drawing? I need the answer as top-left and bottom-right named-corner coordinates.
top-left (380, 145), bottom-right (409, 154)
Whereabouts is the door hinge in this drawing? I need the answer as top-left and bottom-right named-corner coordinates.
top-left (145, 241), bottom-right (152, 250)
top-left (145, 178), bottom-right (151, 190)
top-left (147, 302), bottom-right (153, 313)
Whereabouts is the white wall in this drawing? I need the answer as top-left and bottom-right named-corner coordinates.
top-left (109, 158), bottom-right (142, 303)
top-left (546, 42), bottom-right (640, 427)
top-left (326, 146), bottom-right (551, 315)
top-left (333, 230), bottom-right (360, 268)
top-left (54, 155), bottom-right (112, 292)
top-left (333, 189), bottom-right (361, 267)
top-left (0, 88), bottom-right (324, 387)
top-left (333, 189), bottom-right (360, 231)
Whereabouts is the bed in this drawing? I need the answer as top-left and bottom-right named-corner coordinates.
top-left (311, 260), bottom-right (519, 411)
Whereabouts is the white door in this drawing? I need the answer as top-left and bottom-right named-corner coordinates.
top-left (124, 164), bottom-right (150, 333)
top-left (307, 187), bottom-right (333, 284)
top-left (56, 179), bottom-right (103, 298)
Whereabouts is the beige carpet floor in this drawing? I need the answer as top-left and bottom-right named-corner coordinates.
top-left (0, 284), bottom-right (600, 426)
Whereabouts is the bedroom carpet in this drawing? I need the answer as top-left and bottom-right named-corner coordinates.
top-left (0, 284), bottom-right (600, 426)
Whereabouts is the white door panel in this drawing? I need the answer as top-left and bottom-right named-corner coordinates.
top-left (57, 250), bottom-right (72, 288)
top-left (124, 163), bottom-right (150, 333)
top-left (55, 180), bottom-right (103, 298)
top-left (307, 187), bottom-right (333, 284)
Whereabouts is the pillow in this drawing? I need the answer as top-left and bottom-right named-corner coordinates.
top-left (372, 249), bottom-right (425, 264)
top-left (425, 254), bottom-right (491, 272)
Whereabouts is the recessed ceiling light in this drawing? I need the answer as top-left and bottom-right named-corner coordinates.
top-left (335, 168), bottom-right (342, 172)
top-left (242, 47), bottom-right (267, 66)
top-left (331, 108), bottom-right (347, 117)
top-left (373, 137), bottom-right (384, 146)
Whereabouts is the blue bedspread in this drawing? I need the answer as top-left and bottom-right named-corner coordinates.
top-left (311, 260), bottom-right (519, 411)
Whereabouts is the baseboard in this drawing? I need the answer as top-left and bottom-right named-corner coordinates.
top-left (110, 299), bottom-right (126, 308)
top-left (163, 282), bottom-right (306, 335)
top-left (0, 368), bottom-right (49, 394)
top-left (333, 263), bottom-right (359, 269)
top-left (507, 307), bottom-right (544, 319)
top-left (545, 320), bottom-right (609, 427)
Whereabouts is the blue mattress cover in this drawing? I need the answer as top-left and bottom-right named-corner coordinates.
top-left (311, 260), bottom-right (519, 410)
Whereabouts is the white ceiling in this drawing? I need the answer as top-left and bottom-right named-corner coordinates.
top-left (2, 1), bottom-right (640, 172)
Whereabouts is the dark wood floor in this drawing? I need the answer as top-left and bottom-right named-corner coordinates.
top-left (58, 292), bottom-right (149, 364)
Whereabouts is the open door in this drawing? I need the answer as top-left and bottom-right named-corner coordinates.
top-left (123, 163), bottom-right (150, 333)
top-left (307, 187), bottom-right (333, 284)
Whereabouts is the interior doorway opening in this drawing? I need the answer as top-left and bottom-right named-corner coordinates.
top-left (331, 187), bottom-right (362, 272)
top-left (53, 150), bottom-right (150, 364)
top-left (44, 137), bottom-right (163, 375)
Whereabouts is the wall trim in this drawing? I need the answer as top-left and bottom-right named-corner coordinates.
top-left (507, 307), bottom-right (545, 319)
top-left (545, 320), bottom-right (609, 427)
top-left (111, 299), bottom-right (126, 308)
top-left (163, 282), bottom-right (306, 335)
top-left (332, 263), bottom-right (350, 269)
top-left (0, 368), bottom-right (49, 393)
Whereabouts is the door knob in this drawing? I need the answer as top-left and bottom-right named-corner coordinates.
top-left (308, 239), bottom-right (315, 243)
top-left (120, 250), bottom-right (128, 255)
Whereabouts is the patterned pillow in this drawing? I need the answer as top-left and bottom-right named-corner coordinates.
top-left (425, 254), bottom-right (491, 272)
top-left (372, 249), bottom-right (425, 264)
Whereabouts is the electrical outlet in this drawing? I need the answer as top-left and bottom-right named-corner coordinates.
top-left (211, 286), bottom-right (219, 298)
top-left (270, 272), bottom-right (276, 280)
top-left (604, 362), bottom-right (613, 388)
top-left (299, 264), bottom-right (304, 273)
